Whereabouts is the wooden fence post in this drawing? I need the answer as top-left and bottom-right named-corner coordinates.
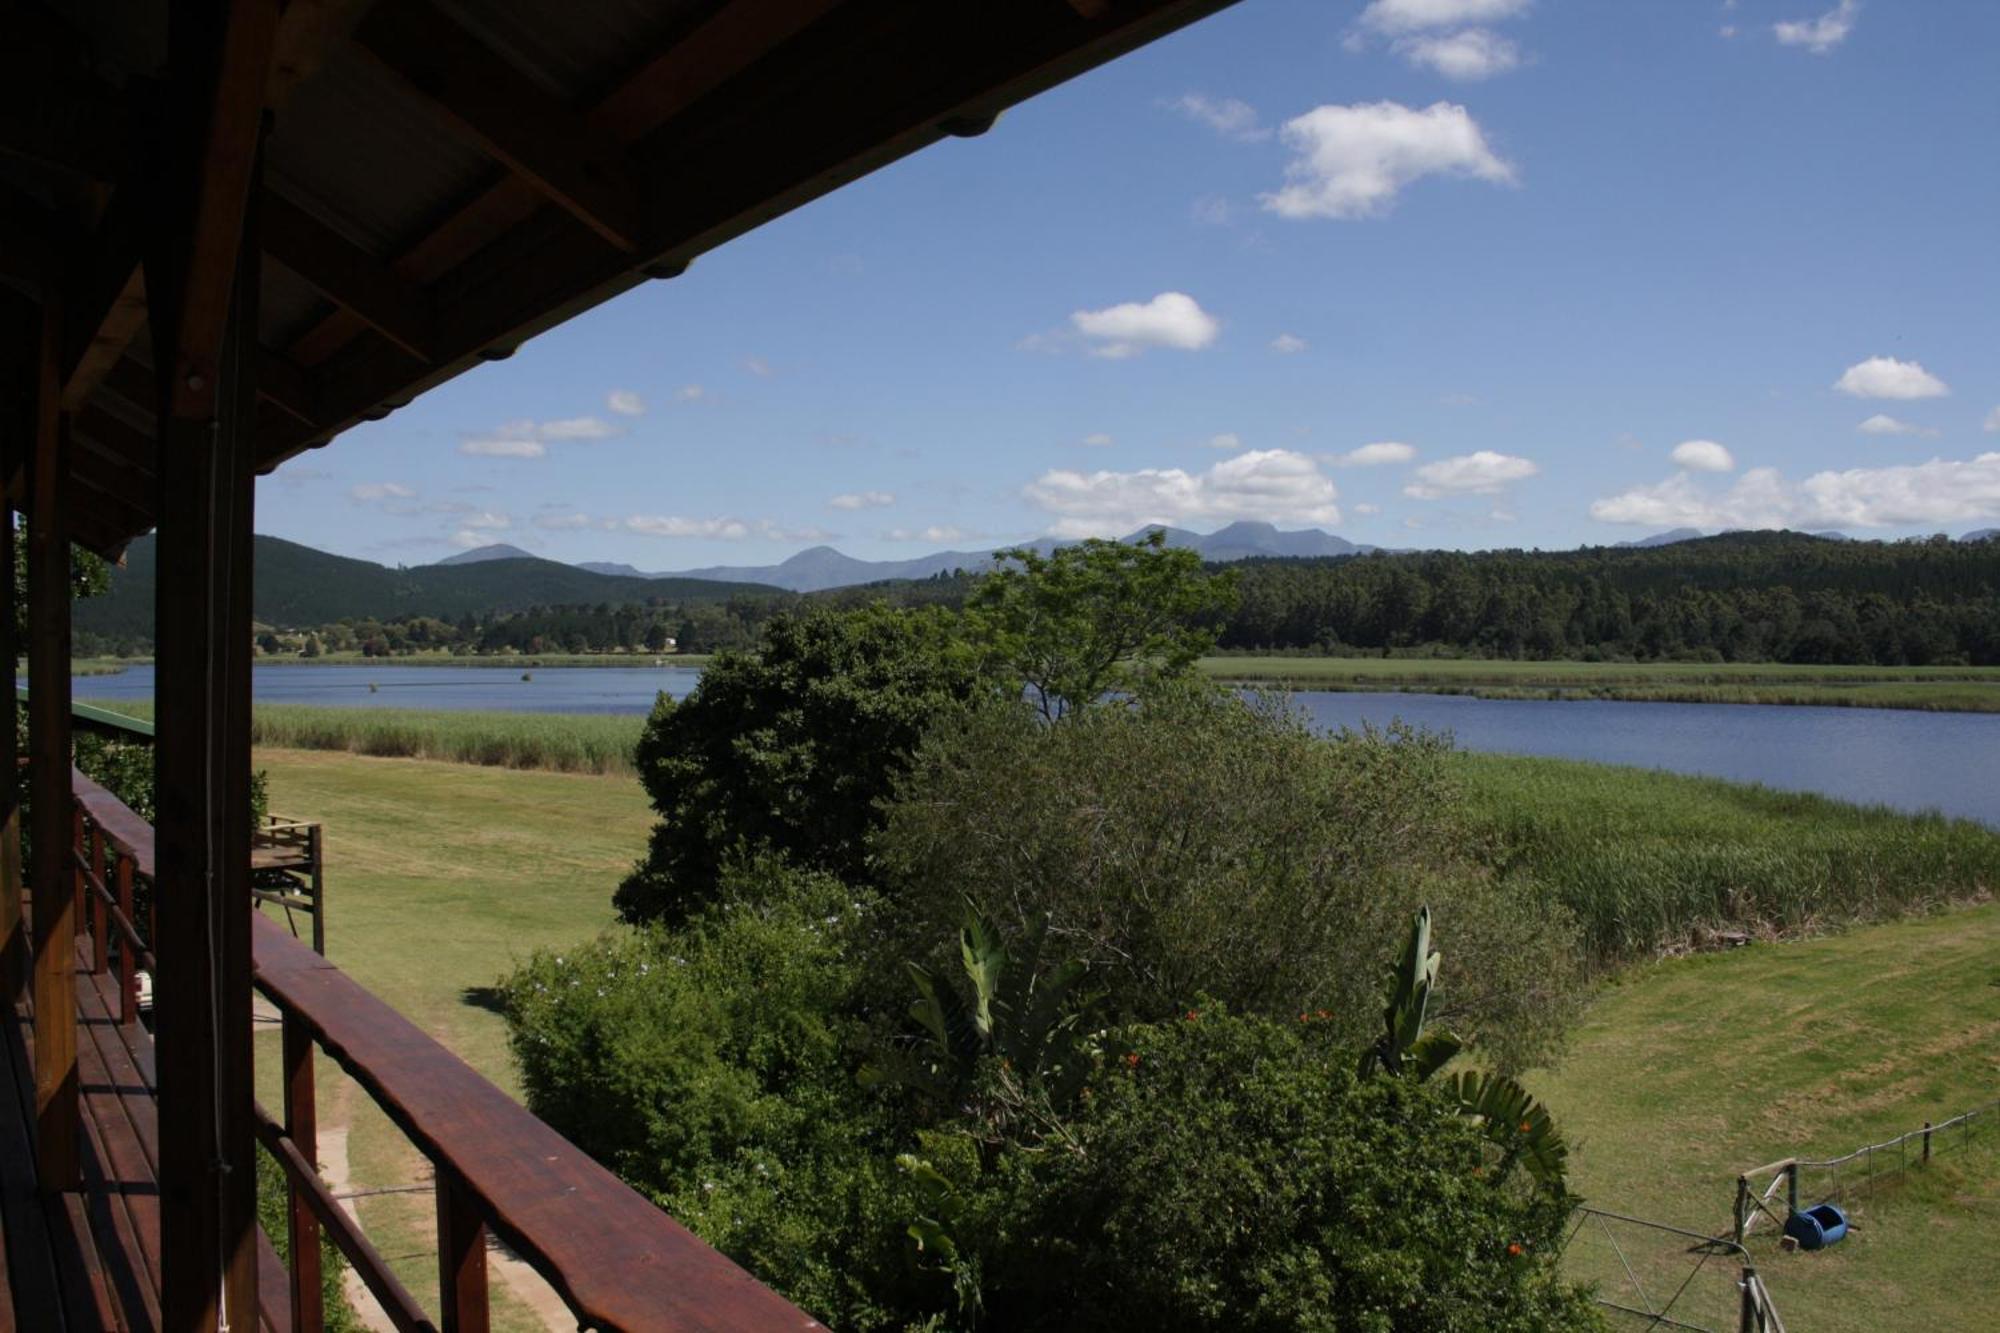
top-left (115, 852), bottom-right (136, 1024)
top-left (1922, 1121), bottom-right (1931, 1164)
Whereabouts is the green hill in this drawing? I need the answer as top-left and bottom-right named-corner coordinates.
top-left (76, 535), bottom-right (784, 643)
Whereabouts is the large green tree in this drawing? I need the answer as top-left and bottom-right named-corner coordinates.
top-left (967, 531), bottom-right (1239, 718)
top-left (614, 604), bottom-right (995, 925)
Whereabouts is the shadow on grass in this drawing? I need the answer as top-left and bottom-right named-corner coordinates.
top-left (461, 985), bottom-right (509, 1016)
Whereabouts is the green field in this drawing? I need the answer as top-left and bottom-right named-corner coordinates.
top-left (253, 749), bottom-right (651, 1332)
top-left (1201, 655), bottom-right (2000, 712)
top-left (1540, 905), bottom-right (2000, 1332)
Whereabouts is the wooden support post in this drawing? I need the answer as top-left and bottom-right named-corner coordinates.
top-left (436, 1172), bottom-right (490, 1333)
top-left (1739, 1266), bottom-right (1760, 1333)
top-left (0, 484), bottom-right (20, 1008)
top-left (1733, 1176), bottom-right (1749, 1245)
top-left (115, 853), bottom-right (136, 1024)
top-left (1785, 1162), bottom-right (1798, 1218)
top-left (283, 1013), bottom-right (324, 1333)
top-left (308, 823), bottom-right (324, 955)
top-left (152, 3), bottom-right (274, 1314)
top-left (1922, 1121), bottom-right (1932, 1164)
top-left (29, 294), bottom-right (78, 1192)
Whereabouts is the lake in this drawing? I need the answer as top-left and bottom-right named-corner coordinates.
top-left (74, 664), bottom-right (2000, 828)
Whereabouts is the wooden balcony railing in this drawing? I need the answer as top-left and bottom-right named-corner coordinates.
top-left (64, 769), bottom-right (818, 1331)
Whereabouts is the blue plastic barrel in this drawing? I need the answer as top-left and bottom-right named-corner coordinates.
top-left (1783, 1202), bottom-right (1849, 1250)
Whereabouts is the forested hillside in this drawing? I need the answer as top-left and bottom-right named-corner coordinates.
top-left (1219, 531), bottom-right (2000, 664)
top-left (74, 535), bottom-right (781, 651)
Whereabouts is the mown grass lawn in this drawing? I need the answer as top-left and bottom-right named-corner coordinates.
top-left (1538, 904), bottom-right (2000, 1332)
top-left (252, 748), bottom-right (653, 1332)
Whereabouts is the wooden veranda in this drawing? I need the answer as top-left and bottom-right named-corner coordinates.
top-left (0, 1), bottom-right (1239, 1327)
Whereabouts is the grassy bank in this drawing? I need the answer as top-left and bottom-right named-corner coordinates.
top-left (1460, 753), bottom-right (2000, 964)
top-left (1201, 655), bottom-right (2000, 712)
top-left (1539, 904), bottom-right (2000, 1332)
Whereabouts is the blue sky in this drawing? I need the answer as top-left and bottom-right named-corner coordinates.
top-left (263, 0), bottom-right (2000, 568)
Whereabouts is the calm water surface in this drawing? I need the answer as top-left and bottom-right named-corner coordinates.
top-left (76, 664), bottom-right (2000, 828)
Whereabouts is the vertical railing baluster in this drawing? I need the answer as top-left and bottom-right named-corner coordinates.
top-left (91, 819), bottom-right (108, 975)
top-left (437, 1172), bottom-right (490, 1333)
top-left (283, 1011), bottom-right (325, 1333)
top-left (116, 852), bottom-right (136, 1024)
top-left (71, 802), bottom-right (85, 959)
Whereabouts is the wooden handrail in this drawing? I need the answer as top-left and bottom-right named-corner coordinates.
top-left (61, 763), bottom-right (816, 1329)
top-left (251, 913), bottom-right (820, 1330)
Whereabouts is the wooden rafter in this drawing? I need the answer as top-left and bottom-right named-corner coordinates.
top-left (260, 190), bottom-right (433, 361)
top-left (352, 1), bottom-right (643, 251)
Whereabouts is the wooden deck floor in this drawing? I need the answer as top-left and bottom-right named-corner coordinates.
top-left (0, 943), bottom-right (290, 1332)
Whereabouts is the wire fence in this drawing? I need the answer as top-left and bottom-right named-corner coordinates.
top-left (1734, 1097), bottom-right (1998, 1243)
top-left (1564, 1207), bottom-right (1783, 1333)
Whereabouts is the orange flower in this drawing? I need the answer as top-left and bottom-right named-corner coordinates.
top-left (1507, 1243), bottom-right (1524, 1257)
top-left (1518, 1120), bottom-right (1534, 1134)
top-left (1185, 1010), bottom-right (1200, 1022)
top-left (1471, 1166), bottom-right (1484, 1177)
top-left (1125, 1051), bottom-right (1141, 1069)
top-left (1316, 1009), bottom-right (1330, 1020)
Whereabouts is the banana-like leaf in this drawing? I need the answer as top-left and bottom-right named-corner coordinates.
top-left (1406, 1027), bottom-right (1463, 1082)
top-left (1445, 1069), bottom-right (1569, 1193)
top-left (907, 961), bottom-right (978, 1067)
top-left (959, 913), bottom-right (1007, 1044)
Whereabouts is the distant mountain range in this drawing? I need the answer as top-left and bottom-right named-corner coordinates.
top-left (1617, 528), bottom-right (1853, 549)
top-left (568, 521), bottom-right (1376, 593)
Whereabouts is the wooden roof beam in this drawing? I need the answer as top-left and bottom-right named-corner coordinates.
top-left (279, 1), bottom-right (839, 373)
top-left (353, 2), bottom-right (644, 251)
top-left (261, 191), bottom-right (434, 361)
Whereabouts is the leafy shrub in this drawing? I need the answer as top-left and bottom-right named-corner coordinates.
top-left (615, 606), bottom-right (995, 925)
top-left (874, 690), bottom-right (1584, 1069)
top-left (903, 1008), bottom-right (1603, 1332)
top-left (255, 1144), bottom-right (359, 1331)
top-left (504, 857), bottom-right (921, 1328)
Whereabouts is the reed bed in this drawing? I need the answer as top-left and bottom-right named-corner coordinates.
top-left (82, 700), bottom-right (647, 775)
top-left (1457, 753), bottom-right (2000, 965)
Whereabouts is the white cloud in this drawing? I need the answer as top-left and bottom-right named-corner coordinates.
top-left (448, 530), bottom-right (504, 550)
top-left (1269, 333), bottom-right (1308, 354)
top-left (1857, 413), bottom-right (1939, 437)
top-left (1069, 291), bottom-right (1221, 358)
top-left (458, 434), bottom-right (545, 459)
top-left (1206, 432), bottom-right (1244, 451)
top-left (458, 412), bottom-right (631, 457)
top-left (1834, 356), bottom-right (1948, 400)
top-left (1670, 439), bottom-right (1736, 472)
top-left (349, 482), bottom-right (415, 502)
top-left (460, 510), bottom-right (510, 530)
top-left (1404, 450), bottom-right (1538, 497)
top-left (1719, 24), bottom-right (1738, 38)
top-left (675, 384), bottom-right (706, 402)
top-left (1024, 448), bottom-right (1342, 538)
top-left (1591, 453), bottom-right (2000, 529)
top-left (619, 516), bottom-right (832, 542)
top-left (534, 512), bottom-right (594, 531)
top-left (1171, 93), bottom-right (1269, 142)
top-left (883, 526), bottom-right (972, 544)
top-left (536, 416), bottom-right (619, 441)
top-left (1395, 29), bottom-right (1521, 80)
top-left (742, 356), bottom-right (774, 378)
top-left (1261, 101), bottom-right (1516, 221)
top-left (1354, 502), bottom-right (1381, 516)
top-left (1774, 0), bottom-right (1860, 54)
top-left (1982, 406), bottom-right (2000, 433)
top-left (1080, 432), bottom-right (1115, 448)
top-left (1359, 0), bottom-right (1531, 34)
top-left (829, 491), bottom-right (895, 510)
top-left (1334, 441), bottom-right (1418, 467)
top-left (606, 389), bottom-right (645, 416)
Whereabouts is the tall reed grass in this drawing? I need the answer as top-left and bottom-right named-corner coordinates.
top-left (1457, 753), bottom-right (2000, 964)
top-left (82, 700), bottom-right (647, 775)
